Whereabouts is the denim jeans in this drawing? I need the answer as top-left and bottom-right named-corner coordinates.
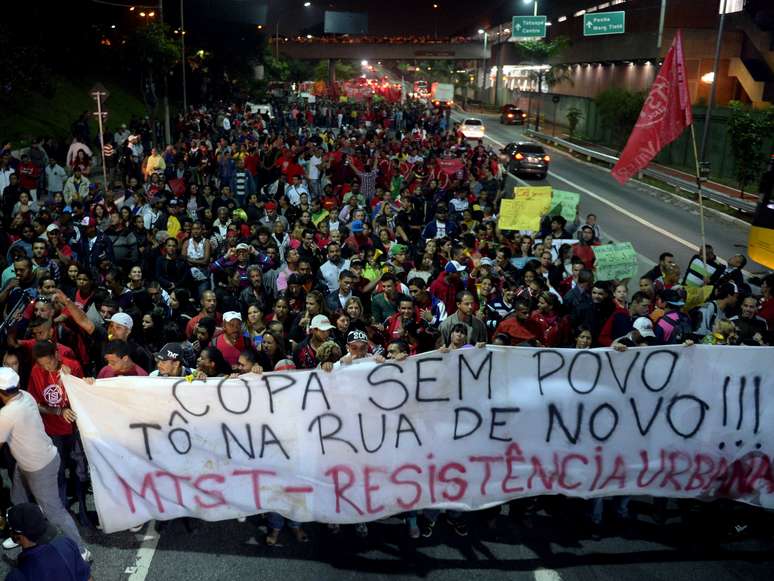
top-left (266, 512), bottom-right (300, 530)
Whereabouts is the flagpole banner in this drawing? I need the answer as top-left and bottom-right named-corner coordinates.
top-left (611, 30), bottom-right (693, 184)
top-left (63, 346), bottom-right (773, 534)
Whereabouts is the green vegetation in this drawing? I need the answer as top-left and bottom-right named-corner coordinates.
top-left (566, 107), bottom-right (582, 139)
top-left (0, 77), bottom-right (147, 148)
top-left (514, 38), bottom-right (571, 131)
top-left (726, 101), bottom-right (774, 195)
top-left (312, 60), bottom-right (359, 82)
top-left (594, 88), bottom-right (645, 149)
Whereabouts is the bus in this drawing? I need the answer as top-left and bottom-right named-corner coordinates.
top-left (748, 153), bottom-right (774, 269)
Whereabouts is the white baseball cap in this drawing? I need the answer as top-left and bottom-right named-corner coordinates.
top-left (310, 315), bottom-right (335, 331)
top-left (223, 311), bottom-right (242, 323)
top-left (633, 316), bottom-right (655, 338)
top-left (107, 312), bottom-right (134, 330)
top-left (0, 367), bottom-right (20, 392)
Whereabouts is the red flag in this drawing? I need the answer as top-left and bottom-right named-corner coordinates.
top-left (612, 30), bottom-right (693, 185)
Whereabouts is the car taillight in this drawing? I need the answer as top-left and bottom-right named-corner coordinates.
top-left (514, 153), bottom-right (524, 160)
top-left (544, 155), bottom-right (551, 162)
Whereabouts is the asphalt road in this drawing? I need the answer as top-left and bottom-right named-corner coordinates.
top-left (452, 110), bottom-right (765, 279)
top-left (1, 497), bottom-right (773, 580)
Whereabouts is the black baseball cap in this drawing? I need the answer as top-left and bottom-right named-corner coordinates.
top-left (347, 329), bottom-right (368, 344)
top-left (6, 503), bottom-right (57, 543)
top-left (155, 342), bottom-right (183, 362)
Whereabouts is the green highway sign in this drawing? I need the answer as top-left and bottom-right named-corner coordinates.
top-left (583, 11), bottom-right (625, 36)
top-left (511, 15), bottom-right (547, 39)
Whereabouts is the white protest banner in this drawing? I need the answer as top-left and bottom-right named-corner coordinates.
top-left (64, 346), bottom-right (774, 534)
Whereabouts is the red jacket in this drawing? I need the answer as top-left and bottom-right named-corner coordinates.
top-left (573, 242), bottom-right (600, 270)
top-left (495, 315), bottom-right (539, 346)
top-left (429, 272), bottom-right (464, 315)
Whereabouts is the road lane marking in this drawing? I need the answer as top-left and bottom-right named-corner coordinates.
top-left (480, 131), bottom-right (700, 253)
top-left (534, 568), bottom-right (562, 581)
top-left (126, 523), bottom-right (160, 581)
top-left (546, 171), bottom-right (700, 252)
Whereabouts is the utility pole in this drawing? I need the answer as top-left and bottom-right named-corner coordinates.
top-left (90, 84), bottom-right (110, 191)
top-left (159, 0), bottom-right (172, 145)
top-left (181, 0), bottom-right (187, 113)
top-left (699, 0), bottom-right (728, 165)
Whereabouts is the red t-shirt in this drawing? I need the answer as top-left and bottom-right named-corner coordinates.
top-left (214, 332), bottom-right (245, 368)
top-left (97, 363), bottom-right (149, 379)
top-left (28, 357), bottom-right (84, 436)
top-left (19, 338), bottom-right (76, 362)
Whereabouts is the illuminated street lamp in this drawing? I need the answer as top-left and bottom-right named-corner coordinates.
top-left (276, 2), bottom-right (312, 58)
top-left (523, 0), bottom-right (538, 17)
top-left (361, 60), bottom-right (368, 66)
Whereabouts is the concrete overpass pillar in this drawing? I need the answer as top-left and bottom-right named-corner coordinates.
top-left (328, 59), bottom-right (336, 85)
top-left (493, 44), bottom-right (503, 106)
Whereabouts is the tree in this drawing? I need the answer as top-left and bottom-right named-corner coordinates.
top-left (594, 88), bottom-right (645, 149)
top-left (566, 107), bottom-right (582, 139)
top-left (727, 101), bottom-right (774, 195)
top-left (312, 60), bottom-right (358, 82)
top-left (123, 22), bottom-right (180, 111)
top-left (514, 38), bottom-right (571, 132)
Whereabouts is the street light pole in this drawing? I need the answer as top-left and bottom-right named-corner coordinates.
top-left (158, 0), bottom-right (171, 145)
top-left (180, 0), bottom-right (187, 113)
top-left (699, 0), bottom-right (727, 164)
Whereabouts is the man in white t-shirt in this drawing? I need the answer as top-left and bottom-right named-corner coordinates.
top-left (305, 149), bottom-right (323, 198)
top-left (0, 367), bottom-right (90, 560)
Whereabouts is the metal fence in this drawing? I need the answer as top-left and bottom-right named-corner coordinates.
top-left (523, 129), bottom-right (758, 214)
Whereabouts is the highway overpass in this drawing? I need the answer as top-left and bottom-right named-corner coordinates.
top-left (279, 41), bottom-right (490, 61)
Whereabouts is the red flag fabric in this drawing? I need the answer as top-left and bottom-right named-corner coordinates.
top-left (435, 158), bottom-right (465, 176)
top-left (611, 30), bottom-right (693, 185)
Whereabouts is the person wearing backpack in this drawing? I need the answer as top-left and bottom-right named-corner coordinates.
top-left (692, 283), bottom-right (738, 339)
top-left (654, 290), bottom-right (693, 345)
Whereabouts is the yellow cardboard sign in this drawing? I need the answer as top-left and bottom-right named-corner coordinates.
top-left (498, 198), bottom-right (541, 231)
top-left (495, 186), bottom-right (552, 231)
top-left (514, 186), bottom-right (553, 215)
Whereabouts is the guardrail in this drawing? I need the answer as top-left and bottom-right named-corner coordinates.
top-left (523, 129), bottom-right (757, 214)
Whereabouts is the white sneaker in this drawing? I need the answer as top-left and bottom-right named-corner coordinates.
top-left (2, 537), bottom-right (18, 550)
top-left (80, 548), bottom-right (92, 563)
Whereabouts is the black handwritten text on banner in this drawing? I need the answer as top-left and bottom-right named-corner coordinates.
top-left (63, 346), bottom-right (773, 533)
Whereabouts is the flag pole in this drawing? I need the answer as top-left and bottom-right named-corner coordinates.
top-left (689, 123), bottom-right (709, 271)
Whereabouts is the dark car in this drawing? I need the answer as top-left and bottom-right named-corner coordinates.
top-left (500, 105), bottom-right (527, 125)
top-left (501, 142), bottom-right (550, 179)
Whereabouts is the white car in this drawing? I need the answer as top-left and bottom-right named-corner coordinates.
top-left (460, 118), bottom-right (485, 140)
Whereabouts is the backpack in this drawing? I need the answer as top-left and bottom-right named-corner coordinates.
top-left (657, 311), bottom-right (693, 344)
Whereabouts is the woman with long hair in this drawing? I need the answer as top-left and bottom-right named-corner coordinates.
top-left (259, 330), bottom-right (286, 371)
top-left (244, 304), bottom-right (267, 348)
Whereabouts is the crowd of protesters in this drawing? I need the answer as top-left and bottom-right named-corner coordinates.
top-left (0, 91), bottom-right (772, 574)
